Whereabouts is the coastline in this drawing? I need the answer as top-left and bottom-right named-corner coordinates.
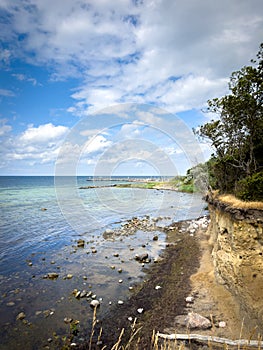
top-left (1, 176), bottom-right (252, 349)
top-left (75, 216), bottom-right (250, 349)
top-left (79, 179), bottom-right (195, 193)
top-left (1, 178), bottom-right (205, 350)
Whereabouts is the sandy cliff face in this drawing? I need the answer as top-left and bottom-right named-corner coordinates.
top-left (206, 195), bottom-right (263, 331)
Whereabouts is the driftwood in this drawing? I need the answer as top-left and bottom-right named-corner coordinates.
top-left (157, 332), bottom-right (263, 348)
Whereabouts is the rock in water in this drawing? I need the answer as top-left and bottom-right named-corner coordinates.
top-left (64, 317), bottom-right (73, 324)
top-left (77, 239), bottom-right (85, 248)
top-left (90, 300), bottom-right (100, 308)
top-left (47, 272), bottom-right (59, 280)
top-left (135, 253), bottom-right (149, 262)
top-left (16, 312), bottom-right (26, 320)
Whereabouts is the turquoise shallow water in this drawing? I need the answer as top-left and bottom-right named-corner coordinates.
top-left (0, 176), bottom-right (205, 349)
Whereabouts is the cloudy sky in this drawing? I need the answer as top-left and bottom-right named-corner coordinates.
top-left (1, 0), bottom-right (263, 175)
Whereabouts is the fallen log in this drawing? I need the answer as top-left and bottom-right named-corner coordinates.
top-left (157, 332), bottom-right (263, 348)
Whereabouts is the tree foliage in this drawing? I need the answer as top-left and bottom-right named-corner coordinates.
top-left (195, 43), bottom-right (263, 200)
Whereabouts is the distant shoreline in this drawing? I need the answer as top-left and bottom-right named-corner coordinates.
top-left (79, 181), bottom-right (179, 191)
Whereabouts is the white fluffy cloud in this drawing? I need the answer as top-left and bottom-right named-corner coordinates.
top-left (1, 0), bottom-right (262, 115)
top-left (19, 123), bottom-right (68, 144)
top-left (0, 123), bottom-right (69, 169)
top-left (1, 0), bottom-right (262, 174)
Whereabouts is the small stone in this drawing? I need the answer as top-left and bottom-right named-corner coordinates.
top-left (64, 317), bottom-right (73, 324)
top-left (77, 239), bottom-right (85, 248)
top-left (47, 272), bottom-right (59, 280)
top-left (90, 300), bottom-right (100, 308)
top-left (43, 310), bottom-right (51, 318)
top-left (128, 317), bottom-right (133, 322)
top-left (80, 290), bottom-right (87, 298)
top-left (35, 311), bottom-right (42, 316)
top-left (118, 300), bottom-right (124, 305)
top-left (105, 229), bottom-right (114, 234)
top-left (113, 253), bottom-right (119, 257)
top-left (28, 262), bottom-right (33, 266)
top-left (185, 296), bottom-right (194, 303)
top-left (219, 321), bottom-right (226, 328)
top-left (75, 291), bottom-right (81, 298)
top-left (83, 276), bottom-right (88, 280)
top-left (47, 338), bottom-right (52, 343)
top-left (110, 265), bottom-right (115, 269)
top-left (41, 208), bottom-right (47, 211)
top-left (86, 291), bottom-right (92, 298)
top-left (155, 285), bottom-right (162, 290)
top-left (137, 308), bottom-right (144, 314)
top-left (153, 235), bottom-right (158, 241)
top-left (92, 249), bottom-right (97, 254)
top-left (118, 268), bottom-right (122, 273)
top-left (118, 279), bottom-right (123, 283)
top-left (135, 253), bottom-right (148, 262)
top-left (16, 312), bottom-right (26, 320)
top-left (6, 302), bottom-right (15, 306)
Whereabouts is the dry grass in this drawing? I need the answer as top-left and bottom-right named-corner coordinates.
top-left (218, 194), bottom-right (263, 210)
top-left (89, 323), bottom-right (263, 350)
top-left (210, 191), bottom-right (263, 210)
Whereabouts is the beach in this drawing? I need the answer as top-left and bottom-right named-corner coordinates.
top-left (78, 217), bottom-right (249, 349)
top-left (0, 176), bottom-right (207, 349)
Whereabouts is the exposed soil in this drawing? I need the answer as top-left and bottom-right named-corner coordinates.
top-left (76, 219), bottom-right (252, 350)
top-left (186, 225), bottom-right (249, 340)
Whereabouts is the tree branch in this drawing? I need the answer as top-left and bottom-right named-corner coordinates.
top-left (157, 332), bottom-right (263, 348)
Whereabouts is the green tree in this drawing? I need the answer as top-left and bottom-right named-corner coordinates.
top-left (195, 43), bottom-right (263, 199)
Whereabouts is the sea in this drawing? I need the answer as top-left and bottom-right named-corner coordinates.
top-left (0, 176), bottom-right (206, 349)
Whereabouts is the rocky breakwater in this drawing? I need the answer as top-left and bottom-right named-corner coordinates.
top-left (205, 192), bottom-right (263, 332)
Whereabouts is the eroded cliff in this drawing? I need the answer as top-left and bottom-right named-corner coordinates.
top-left (206, 193), bottom-right (263, 332)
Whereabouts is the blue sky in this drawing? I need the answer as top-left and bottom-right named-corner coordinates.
top-left (1, 0), bottom-right (263, 176)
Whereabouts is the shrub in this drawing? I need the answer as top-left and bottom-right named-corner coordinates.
top-left (235, 171), bottom-right (263, 201)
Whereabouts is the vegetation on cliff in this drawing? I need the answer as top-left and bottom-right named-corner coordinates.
top-left (195, 43), bottom-right (263, 201)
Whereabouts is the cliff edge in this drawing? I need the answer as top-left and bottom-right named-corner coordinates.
top-left (205, 192), bottom-right (263, 333)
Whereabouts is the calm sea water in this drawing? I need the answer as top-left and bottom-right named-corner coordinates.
top-left (0, 176), bottom-right (205, 349)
